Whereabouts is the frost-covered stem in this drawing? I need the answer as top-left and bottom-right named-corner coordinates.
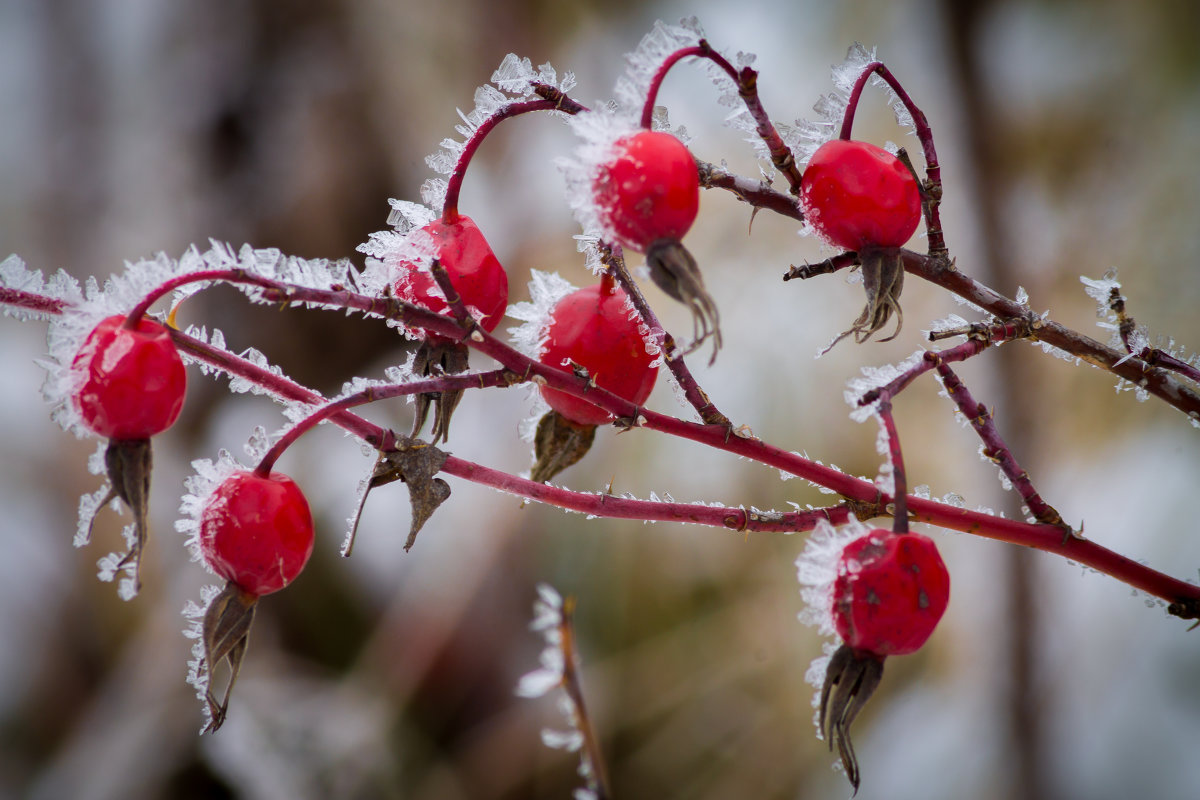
top-left (932, 356), bottom-right (1067, 530)
top-left (698, 159), bottom-right (804, 221)
top-left (558, 596), bottom-right (610, 800)
top-left (876, 403), bottom-right (908, 533)
top-left (840, 62), bottom-right (947, 256)
top-left (254, 369), bottom-right (518, 476)
top-left (1108, 286), bottom-right (1200, 385)
top-left (782, 252), bottom-right (859, 282)
top-left (124, 268), bottom-right (247, 326)
top-left (642, 42), bottom-right (802, 192)
top-left (600, 244), bottom-right (730, 427)
top-left (14, 286), bottom-right (1199, 612)
top-left (441, 98), bottom-right (571, 222)
top-left (441, 454), bottom-right (849, 532)
top-left (902, 250), bottom-right (1200, 419)
top-left (0, 286), bottom-right (69, 316)
top-left (530, 83), bottom-right (590, 115)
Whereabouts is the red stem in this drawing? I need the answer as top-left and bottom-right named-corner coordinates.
top-left (876, 403), bottom-right (909, 533)
top-left (441, 98), bottom-right (571, 222)
top-left (641, 42), bottom-right (802, 192)
top-left (839, 62), bottom-right (948, 256)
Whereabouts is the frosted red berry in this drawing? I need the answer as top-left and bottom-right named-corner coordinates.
top-left (394, 215), bottom-right (509, 338)
top-left (593, 130), bottom-right (700, 253)
top-left (800, 139), bottom-right (921, 251)
top-left (539, 280), bottom-right (658, 426)
top-left (832, 529), bottom-right (949, 656)
top-left (72, 314), bottom-right (187, 440)
top-left (199, 470), bottom-right (315, 596)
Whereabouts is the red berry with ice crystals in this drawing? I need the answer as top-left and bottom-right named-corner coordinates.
top-left (394, 215), bottom-right (509, 337)
top-left (800, 139), bottom-right (921, 251)
top-left (73, 314), bottom-right (187, 440)
top-left (539, 279), bottom-right (658, 426)
top-left (832, 529), bottom-right (949, 656)
top-left (199, 470), bottom-right (315, 596)
top-left (593, 130), bottom-right (699, 253)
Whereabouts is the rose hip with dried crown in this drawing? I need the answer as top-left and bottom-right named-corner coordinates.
top-left (73, 314), bottom-right (187, 440)
top-left (800, 139), bottom-right (921, 251)
top-left (832, 528), bottom-right (949, 656)
top-left (593, 130), bottom-right (700, 253)
top-left (393, 214), bottom-right (509, 338)
top-left (538, 278), bottom-right (658, 427)
top-left (199, 470), bottom-right (315, 596)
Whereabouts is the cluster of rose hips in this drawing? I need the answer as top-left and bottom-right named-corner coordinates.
top-left (63, 36), bottom-right (946, 788)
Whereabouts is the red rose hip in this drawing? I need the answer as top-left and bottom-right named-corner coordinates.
top-left (800, 139), bottom-right (921, 251)
top-left (832, 529), bottom-right (949, 656)
top-left (593, 130), bottom-right (699, 253)
top-left (393, 214), bottom-right (509, 338)
top-left (538, 279), bottom-right (658, 426)
top-left (73, 314), bottom-right (187, 440)
top-left (199, 470), bottom-right (315, 596)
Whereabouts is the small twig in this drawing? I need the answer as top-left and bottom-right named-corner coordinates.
top-left (783, 252), bottom-right (859, 282)
top-left (931, 356), bottom-right (1069, 533)
top-left (875, 402), bottom-right (908, 533)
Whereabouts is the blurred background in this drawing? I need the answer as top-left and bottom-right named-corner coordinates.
top-left (2, 0), bottom-right (1199, 798)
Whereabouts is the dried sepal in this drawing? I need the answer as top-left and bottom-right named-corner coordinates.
top-left (83, 438), bottom-right (154, 593)
top-left (531, 410), bottom-right (596, 484)
top-left (818, 644), bottom-right (885, 794)
top-left (200, 581), bottom-right (258, 733)
top-left (825, 248), bottom-right (905, 353)
top-left (411, 340), bottom-right (471, 443)
top-left (344, 434), bottom-right (451, 555)
top-left (645, 239), bottom-right (721, 360)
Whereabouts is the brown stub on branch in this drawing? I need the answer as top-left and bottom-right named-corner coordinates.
top-left (200, 581), bottom-right (258, 733)
top-left (344, 435), bottom-right (451, 555)
top-left (819, 644), bottom-right (886, 794)
top-left (84, 438), bottom-right (154, 593)
top-left (531, 410), bottom-right (596, 484)
top-left (645, 238), bottom-right (722, 362)
top-left (823, 248), bottom-right (905, 354)
top-left (411, 340), bottom-right (471, 443)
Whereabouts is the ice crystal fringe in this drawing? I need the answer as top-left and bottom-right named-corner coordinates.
top-left (514, 583), bottom-right (601, 800)
top-left (843, 350), bottom-right (925, 423)
top-left (791, 43), bottom-right (881, 167)
top-left (0, 254), bottom-right (83, 321)
top-left (795, 515), bottom-right (871, 735)
top-left (183, 582), bottom-right (226, 731)
top-left (176, 432), bottom-right (269, 567)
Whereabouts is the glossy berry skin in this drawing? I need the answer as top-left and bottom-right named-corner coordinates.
top-left (594, 130), bottom-right (699, 253)
top-left (832, 529), bottom-right (949, 656)
top-left (394, 215), bottom-right (509, 338)
top-left (800, 139), bottom-right (921, 251)
top-left (72, 314), bottom-right (187, 440)
top-left (539, 282), bottom-right (658, 426)
top-left (199, 470), bottom-right (315, 596)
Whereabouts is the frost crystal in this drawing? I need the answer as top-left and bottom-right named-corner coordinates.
top-left (795, 515), bottom-right (871, 733)
top-left (792, 43), bottom-right (886, 168)
top-left (182, 582), bottom-right (226, 731)
top-left (177, 447), bottom-right (248, 567)
top-left (843, 350), bottom-right (925, 422)
top-left (0, 254), bottom-right (83, 321)
top-left (514, 584), bottom-right (605, 797)
top-left (507, 270), bottom-right (577, 359)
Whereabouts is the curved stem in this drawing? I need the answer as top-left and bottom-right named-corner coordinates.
top-left (876, 403), bottom-right (908, 533)
top-left (642, 42), bottom-right (802, 192)
top-left (442, 98), bottom-right (574, 221)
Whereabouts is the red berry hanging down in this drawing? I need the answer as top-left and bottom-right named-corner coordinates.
top-left (195, 469), bottom-right (315, 731)
top-left (531, 278), bottom-right (658, 483)
top-left (72, 314), bottom-right (188, 593)
top-left (819, 528), bottom-right (950, 791)
top-left (592, 130), bottom-right (720, 357)
top-left (392, 215), bottom-right (510, 443)
top-left (831, 529), bottom-right (949, 656)
top-left (800, 139), bottom-right (921, 251)
top-left (594, 130), bottom-right (700, 253)
top-left (199, 470), bottom-right (315, 596)
top-left (800, 139), bottom-right (923, 346)
top-left (74, 314), bottom-right (187, 440)
top-left (394, 215), bottom-right (509, 338)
